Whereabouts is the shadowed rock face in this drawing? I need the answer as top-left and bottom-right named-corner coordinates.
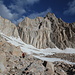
top-left (0, 16), bottom-right (19, 37)
top-left (18, 13), bottom-right (75, 49)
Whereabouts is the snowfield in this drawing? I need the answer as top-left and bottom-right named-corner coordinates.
top-left (0, 32), bottom-right (75, 64)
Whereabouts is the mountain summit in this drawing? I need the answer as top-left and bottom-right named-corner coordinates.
top-left (0, 13), bottom-right (75, 49)
top-left (18, 13), bottom-right (75, 49)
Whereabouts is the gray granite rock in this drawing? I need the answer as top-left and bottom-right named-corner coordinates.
top-left (0, 16), bottom-right (19, 37)
top-left (18, 13), bottom-right (75, 49)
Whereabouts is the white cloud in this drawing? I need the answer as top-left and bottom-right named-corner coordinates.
top-left (0, 4), bottom-right (12, 19)
top-left (14, 8), bottom-right (52, 24)
top-left (0, 0), bottom-right (40, 24)
top-left (13, 0), bottom-right (40, 5)
top-left (0, 1), bottom-right (18, 20)
top-left (13, 16), bottom-right (25, 24)
top-left (27, 0), bottom-right (39, 4)
top-left (64, 0), bottom-right (75, 15)
top-left (28, 8), bottom-right (52, 19)
top-left (9, 0), bottom-right (40, 15)
top-left (9, 4), bottom-right (26, 15)
top-left (0, 0), bottom-right (52, 24)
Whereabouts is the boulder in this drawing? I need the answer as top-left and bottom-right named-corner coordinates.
top-left (0, 63), bottom-right (6, 73)
top-left (55, 67), bottom-right (67, 75)
top-left (43, 61), bottom-right (54, 75)
top-left (0, 51), bottom-right (6, 73)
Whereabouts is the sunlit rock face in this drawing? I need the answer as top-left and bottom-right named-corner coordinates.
top-left (18, 13), bottom-right (75, 49)
top-left (18, 16), bottom-right (56, 49)
top-left (0, 16), bottom-right (19, 37)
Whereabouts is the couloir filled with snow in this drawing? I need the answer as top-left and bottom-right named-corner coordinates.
top-left (0, 32), bottom-right (75, 64)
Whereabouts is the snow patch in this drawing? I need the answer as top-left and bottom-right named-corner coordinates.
top-left (33, 55), bottom-right (75, 65)
top-left (0, 32), bottom-right (75, 64)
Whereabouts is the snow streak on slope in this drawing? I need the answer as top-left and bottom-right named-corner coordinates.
top-left (0, 32), bottom-right (75, 64)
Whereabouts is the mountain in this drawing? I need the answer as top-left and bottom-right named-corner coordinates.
top-left (0, 13), bottom-right (75, 49)
top-left (18, 13), bottom-right (75, 49)
top-left (0, 13), bottom-right (75, 75)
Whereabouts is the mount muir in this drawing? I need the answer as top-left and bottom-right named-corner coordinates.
top-left (0, 13), bottom-right (75, 75)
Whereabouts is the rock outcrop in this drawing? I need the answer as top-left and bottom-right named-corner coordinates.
top-left (0, 16), bottom-right (19, 37)
top-left (18, 13), bottom-right (75, 49)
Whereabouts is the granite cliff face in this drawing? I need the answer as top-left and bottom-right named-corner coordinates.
top-left (0, 13), bottom-right (75, 49)
top-left (18, 16), bottom-right (55, 49)
top-left (0, 16), bottom-right (19, 37)
top-left (18, 13), bottom-right (75, 49)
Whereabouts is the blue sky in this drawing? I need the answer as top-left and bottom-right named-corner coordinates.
top-left (0, 0), bottom-right (75, 24)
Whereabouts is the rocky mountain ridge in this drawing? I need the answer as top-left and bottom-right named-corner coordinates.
top-left (18, 13), bottom-right (75, 49)
top-left (0, 13), bottom-right (75, 49)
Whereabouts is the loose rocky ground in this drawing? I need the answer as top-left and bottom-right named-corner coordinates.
top-left (0, 39), bottom-right (75, 75)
